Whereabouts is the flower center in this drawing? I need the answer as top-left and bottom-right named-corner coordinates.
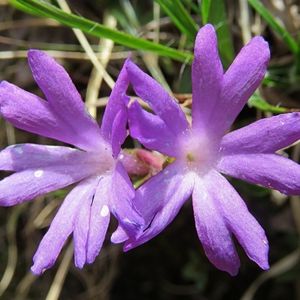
top-left (186, 152), bottom-right (196, 162)
top-left (178, 131), bottom-right (217, 173)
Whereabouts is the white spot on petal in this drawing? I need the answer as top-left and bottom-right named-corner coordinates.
top-left (34, 170), bottom-right (44, 178)
top-left (100, 205), bottom-right (109, 217)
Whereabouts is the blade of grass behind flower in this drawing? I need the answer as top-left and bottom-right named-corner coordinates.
top-left (45, 244), bottom-right (73, 300)
top-left (0, 206), bottom-right (23, 298)
top-left (86, 13), bottom-right (117, 118)
top-left (182, 0), bottom-right (199, 14)
top-left (155, 0), bottom-right (198, 41)
top-left (117, 0), bottom-right (171, 91)
top-left (171, 0), bottom-right (198, 33)
top-left (248, 0), bottom-right (298, 55)
top-left (201, 0), bottom-right (234, 69)
top-left (248, 94), bottom-right (288, 114)
top-left (241, 249), bottom-right (300, 300)
top-left (201, 0), bottom-right (211, 24)
top-left (9, 0), bottom-right (39, 16)
top-left (9, 0), bottom-right (193, 63)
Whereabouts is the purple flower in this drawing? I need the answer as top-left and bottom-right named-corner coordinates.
top-left (0, 50), bottom-right (143, 274)
top-left (116, 25), bottom-right (300, 275)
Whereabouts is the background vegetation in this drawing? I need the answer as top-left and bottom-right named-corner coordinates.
top-left (0, 0), bottom-right (300, 299)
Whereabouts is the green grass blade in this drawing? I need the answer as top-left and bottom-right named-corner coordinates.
top-left (155, 0), bottom-right (190, 38)
top-left (10, 0), bottom-right (193, 63)
top-left (155, 0), bottom-right (198, 41)
top-left (248, 94), bottom-right (288, 113)
top-left (203, 0), bottom-right (234, 68)
top-left (120, 0), bottom-right (140, 29)
top-left (182, 0), bottom-right (199, 14)
top-left (248, 0), bottom-right (298, 55)
top-left (172, 0), bottom-right (198, 33)
top-left (10, 0), bottom-right (40, 15)
top-left (201, 0), bottom-right (211, 24)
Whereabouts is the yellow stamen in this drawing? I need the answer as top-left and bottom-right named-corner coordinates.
top-left (186, 153), bottom-right (195, 162)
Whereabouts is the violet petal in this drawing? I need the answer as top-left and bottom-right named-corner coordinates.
top-left (111, 108), bottom-right (128, 157)
top-left (111, 225), bottom-right (128, 244)
top-left (73, 179), bottom-right (98, 268)
top-left (110, 161), bottom-right (144, 236)
top-left (204, 171), bottom-right (269, 270)
top-left (0, 81), bottom-right (96, 150)
top-left (31, 177), bottom-right (98, 275)
top-left (192, 24), bottom-right (223, 134)
top-left (27, 50), bottom-right (103, 151)
top-left (128, 101), bottom-right (177, 157)
top-left (124, 163), bottom-right (194, 250)
top-left (86, 176), bottom-right (111, 264)
top-left (126, 60), bottom-right (189, 136)
top-left (217, 153), bottom-right (300, 195)
top-left (0, 152), bottom-right (97, 206)
top-left (211, 37), bottom-right (270, 137)
top-left (0, 144), bottom-right (94, 171)
top-left (220, 112), bottom-right (300, 154)
top-left (192, 173), bottom-right (240, 276)
top-left (101, 60), bottom-right (130, 151)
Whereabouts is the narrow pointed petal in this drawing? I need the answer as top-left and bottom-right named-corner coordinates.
top-left (110, 162), bottom-right (144, 236)
top-left (111, 108), bottom-right (128, 157)
top-left (73, 182), bottom-right (98, 268)
top-left (126, 60), bottom-right (189, 136)
top-left (128, 101), bottom-right (177, 157)
top-left (0, 154), bottom-right (97, 206)
top-left (220, 112), bottom-right (300, 154)
top-left (192, 24), bottom-right (223, 133)
top-left (193, 173), bottom-right (240, 276)
top-left (101, 60), bottom-right (130, 155)
top-left (217, 153), bottom-right (300, 195)
top-left (204, 171), bottom-right (269, 270)
top-left (27, 50), bottom-right (103, 151)
top-left (31, 177), bottom-right (98, 275)
top-left (0, 144), bottom-right (93, 171)
top-left (111, 225), bottom-right (128, 244)
top-left (86, 176), bottom-right (111, 264)
top-left (0, 82), bottom-right (95, 150)
top-left (124, 163), bottom-right (194, 250)
top-left (73, 198), bottom-right (91, 268)
top-left (133, 162), bottom-right (187, 225)
top-left (211, 37), bottom-right (270, 137)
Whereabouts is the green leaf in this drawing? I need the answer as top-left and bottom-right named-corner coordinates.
top-left (155, 0), bottom-right (198, 41)
top-left (182, 0), bottom-right (199, 14)
top-left (10, 0), bottom-right (40, 15)
top-left (10, 0), bottom-right (193, 63)
top-left (202, 0), bottom-right (234, 68)
top-left (201, 0), bottom-right (211, 24)
top-left (120, 0), bottom-right (139, 29)
top-left (248, 94), bottom-right (288, 113)
top-left (155, 0), bottom-right (189, 37)
top-left (172, 0), bottom-right (198, 33)
top-left (248, 0), bottom-right (298, 55)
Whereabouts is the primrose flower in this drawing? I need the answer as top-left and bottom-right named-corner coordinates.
top-left (0, 50), bottom-right (143, 274)
top-left (116, 25), bottom-right (300, 275)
